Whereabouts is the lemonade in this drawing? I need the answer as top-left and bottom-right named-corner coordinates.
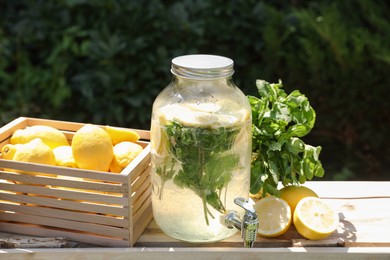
top-left (151, 101), bottom-right (251, 242)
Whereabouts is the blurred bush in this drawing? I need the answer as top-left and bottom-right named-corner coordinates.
top-left (0, 0), bottom-right (389, 180)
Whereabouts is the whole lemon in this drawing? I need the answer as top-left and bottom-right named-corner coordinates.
top-left (105, 125), bottom-right (140, 145)
top-left (52, 145), bottom-right (77, 168)
top-left (1, 143), bottom-right (20, 160)
top-left (279, 185), bottom-right (318, 214)
top-left (2, 138), bottom-right (56, 175)
top-left (72, 124), bottom-right (113, 172)
top-left (10, 125), bottom-right (69, 149)
top-left (109, 141), bottom-right (143, 173)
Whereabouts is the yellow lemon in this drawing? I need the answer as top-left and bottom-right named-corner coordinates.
top-left (105, 125), bottom-right (140, 145)
top-left (279, 185), bottom-right (318, 214)
top-left (11, 138), bottom-right (55, 165)
top-left (253, 196), bottom-right (292, 237)
top-left (1, 143), bottom-right (20, 160)
top-left (109, 141), bottom-right (143, 173)
top-left (72, 124), bottom-right (113, 172)
top-left (293, 197), bottom-right (339, 240)
top-left (10, 125), bottom-right (69, 149)
top-left (52, 145), bottom-right (77, 168)
top-left (2, 138), bottom-right (56, 176)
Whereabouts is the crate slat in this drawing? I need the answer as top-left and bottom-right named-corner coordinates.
top-left (0, 117), bottom-right (152, 246)
top-left (132, 185), bottom-right (151, 218)
top-left (24, 117), bottom-right (151, 141)
top-left (0, 222), bottom-right (131, 247)
top-left (0, 171), bottom-right (128, 194)
top-left (0, 117), bottom-right (28, 142)
top-left (131, 166), bottom-right (150, 192)
top-left (0, 203), bottom-right (127, 227)
top-left (0, 182), bottom-right (127, 205)
top-left (0, 160), bottom-right (128, 183)
top-left (0, 211), bottom-right (129, 239)
top-left (0, 193), bottom-right (128, 216)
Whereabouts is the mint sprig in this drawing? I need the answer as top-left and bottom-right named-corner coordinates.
top-left (248, 80), bottom-right (324, 196)
top-left (156, 121), bottom-right (240, 225)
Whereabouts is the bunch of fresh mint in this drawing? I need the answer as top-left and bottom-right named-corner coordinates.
top-left (248, 80), bottom-right (324, 196)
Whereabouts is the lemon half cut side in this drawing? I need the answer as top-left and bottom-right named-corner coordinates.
top-left (253, 196), bottom-right (292, 237)
top-left (293, 197), bottom-right (339, 240)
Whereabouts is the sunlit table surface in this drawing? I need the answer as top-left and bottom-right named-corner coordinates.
top-left (1, 181), bottom-right (390, 260)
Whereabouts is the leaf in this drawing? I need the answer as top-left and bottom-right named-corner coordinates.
top-left (202, 154), bottom-right (238, 190)
top-left (162, 120), bottom-right (241, 223)
top-left (248, 79), bottom-right (325, 194)
top-left (256, 79), bottom-right (280, 102)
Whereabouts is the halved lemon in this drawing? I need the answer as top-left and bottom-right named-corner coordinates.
top-left (253, 196), bottom-right (292, 237)
top-left (293, 197), bottom-right (339, 240)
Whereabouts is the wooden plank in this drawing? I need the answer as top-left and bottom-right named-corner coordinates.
top-left (0, 235), bottom-right (68, 248)
top-left (0, 203), bottom-right (127, 227)
top-left (0, 182), bottom-right (127, 205)
top-left (0, 223), bottom-right (131, 247)
top-left (0, 171), bottom-right (128, 194)
top-left (0, 193), bottom-right (128, 216)
top-left (1, 181), bottom-right (390, 257)
top-left (124, 146), bottom-right (151, 180)
top-left (299, 181), bottom-right (390, 198)
top-left (0, 117), bottom-right (28, 142)
top-left (0, 160), bottom-right (128, 183)
top-left (0, 212), bottom-right (129, 239)
top-left (132, 184), bottom-right (150, 212)
top-left (132, 204), bottom-right (153, 244)
top-left (0, 247), bottom-right (389, 260)
top-left (130, 167), bottom-right (150, 192)
top-left (135, 195), bottom-right (390, 248)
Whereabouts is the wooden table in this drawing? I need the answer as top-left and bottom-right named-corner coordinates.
top-left (1, 181), bottom-right (390, 259)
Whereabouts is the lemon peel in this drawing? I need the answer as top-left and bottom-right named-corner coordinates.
top-left (2, 138), bottom-right (56, 176)
top-left (10, 125), bottom-right (69, 149)
top-left (279, 185), bottom-right (318, 214)
top-left (109, 141), bottom-right (143, 173)
top-left (105, 125), bottom-right (140, 145)
top-left (53, 145), bottom-right (77, 168)
top-left (72, 124), bottom-right (113, 172)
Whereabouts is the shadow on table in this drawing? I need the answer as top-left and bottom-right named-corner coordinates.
top-left (337, 212), bottom-right (357, 244)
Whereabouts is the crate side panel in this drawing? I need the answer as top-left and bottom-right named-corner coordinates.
top-left (0, 161), bottom-right (128, 184)
top-left (0, 182), bottom-right (127, 205)
top-left (0, 222), bottom-right (131, 247)
top-left (132, 202), bottom-right (153, 244)
top-left (0, 203), bottom-right (128, 227)
top-left (0, 211), bottom-right (129, 239)
top-left (0, 117), bottom-right (28, 142)
top-left (0, 193), bottom-right (128, 216)
top-left (0, 171), bottom-right (128, 194)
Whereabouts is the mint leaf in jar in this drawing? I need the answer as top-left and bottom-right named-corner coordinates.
top-left (159, 120), bottom-right (241, 225)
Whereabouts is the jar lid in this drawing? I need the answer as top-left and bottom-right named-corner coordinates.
top-left (171, 54), bottom-right (234, 79)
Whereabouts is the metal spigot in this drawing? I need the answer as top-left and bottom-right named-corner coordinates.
top-left (224, 197), bottom-right (259, 248)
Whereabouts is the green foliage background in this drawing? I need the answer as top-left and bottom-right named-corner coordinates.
top-left (0, 0), bottom-right (389, 181)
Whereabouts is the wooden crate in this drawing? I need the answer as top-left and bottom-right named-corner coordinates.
top-left (0, 117), bottom-right (152, 247)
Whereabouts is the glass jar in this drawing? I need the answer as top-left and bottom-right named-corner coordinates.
top-left (150, 54), bottom-right (252, 243)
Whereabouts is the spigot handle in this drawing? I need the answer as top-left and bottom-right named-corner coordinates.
top-left (234, 197), bottom-right (256, 213)
top-left (224, 197), bottom-right (259, 247)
